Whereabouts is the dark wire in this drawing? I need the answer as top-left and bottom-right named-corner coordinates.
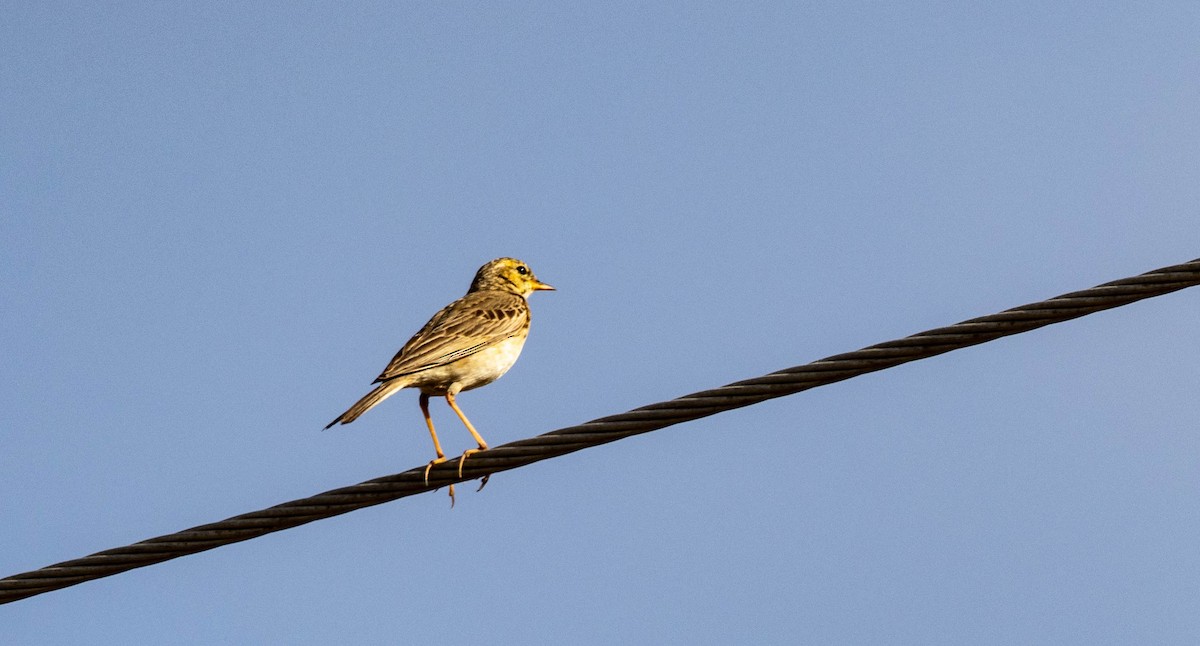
top-left (3, 257), bottom-right (1197, 605)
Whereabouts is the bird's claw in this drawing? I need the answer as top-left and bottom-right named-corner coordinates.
top-left (456, 447), bottom-right (486, 478)
top-left (458, 449), bottom-right (491, 494)
top-left (429, 449), bottom-right (487, 508)
top-left (423, 456), bottom-right (449, 487)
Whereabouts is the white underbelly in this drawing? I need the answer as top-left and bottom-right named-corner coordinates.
top-left (412, 335), bottom-right (527, 394)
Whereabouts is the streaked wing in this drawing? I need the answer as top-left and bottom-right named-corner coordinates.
top-left (373, 291), bottom-right (529, 382)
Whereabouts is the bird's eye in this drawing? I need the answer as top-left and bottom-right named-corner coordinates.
top-left (516, 265), bottom-right (528, 275)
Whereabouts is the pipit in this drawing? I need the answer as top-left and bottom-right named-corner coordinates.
top-left (325, 257), bottom-right (554, 505)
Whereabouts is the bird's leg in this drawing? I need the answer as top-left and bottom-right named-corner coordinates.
top-left (445, 392), bottom-right (489, 481)
top-left (420, 393), bottom-right (454, 505)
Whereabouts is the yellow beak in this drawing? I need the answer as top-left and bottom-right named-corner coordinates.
top-left (533, 280), bottom-right (556, 291)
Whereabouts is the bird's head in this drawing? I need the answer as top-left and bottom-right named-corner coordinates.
top-left (469, 257), bottom-right (555, 297)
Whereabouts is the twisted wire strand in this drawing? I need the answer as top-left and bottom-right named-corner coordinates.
top-left (3, 258), bottom-right (1198, 605)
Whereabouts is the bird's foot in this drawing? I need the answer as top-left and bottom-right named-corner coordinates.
top-left (456, 447), bottom-right (485, 478)
top-left (423, 456), bottom-right (449, 487)
top-left (424, 456), bottom-right (458, 507)
top-left (457, 448), bottom-right (491, 495)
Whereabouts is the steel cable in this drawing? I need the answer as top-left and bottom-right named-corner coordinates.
top-left (2, 257), bottom-right (1198, 605)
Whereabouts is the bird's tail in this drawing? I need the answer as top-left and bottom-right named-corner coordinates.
top-left (324, 379), bottom-right (408, 430)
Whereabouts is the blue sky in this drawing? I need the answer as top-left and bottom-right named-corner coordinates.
top-left (3, 3), bottom-right (1199, 643)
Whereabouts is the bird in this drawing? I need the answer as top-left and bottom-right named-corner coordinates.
top-left (325, 257), bottom-right (554, 505)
